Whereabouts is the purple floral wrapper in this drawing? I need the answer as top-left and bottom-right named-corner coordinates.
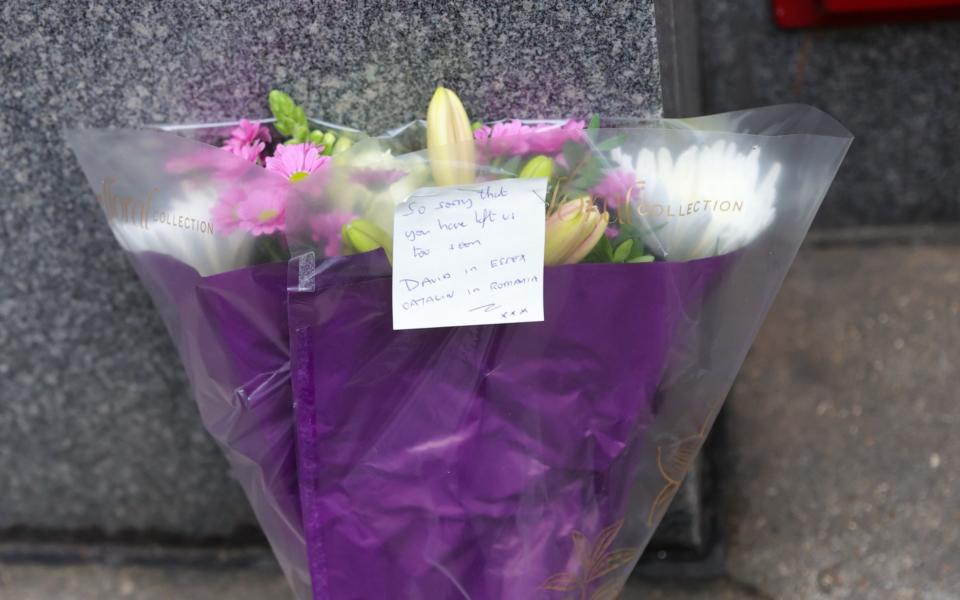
top-left (128, 252), bottom-right (310, 599)
top-left (289, 250), bottom-right (728, 600)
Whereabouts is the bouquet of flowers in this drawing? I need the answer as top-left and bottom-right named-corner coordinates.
top-left (67, 88), bottom-right (851, 600)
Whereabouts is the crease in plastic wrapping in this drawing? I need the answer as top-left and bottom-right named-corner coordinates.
top-left (66, 104), bottom-right (852, 600)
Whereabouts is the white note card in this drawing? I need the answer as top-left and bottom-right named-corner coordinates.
top-left (392, 178), bottom-right (547, 330)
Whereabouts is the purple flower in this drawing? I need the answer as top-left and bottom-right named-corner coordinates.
top-left (590, 169), bottom-right (642, 209)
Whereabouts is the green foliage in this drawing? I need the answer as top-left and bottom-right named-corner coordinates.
top-left (584, 226), bottom-right (655, 264)
top-left (269, 89), bottom-right (343, 155)
top-left (499, 155), bottom-right (523, 177)
top-left (559, 140), bottom-right (604, 198)
top-left (612, 239), bottom-right (633, 263)
top-left (583, 234), bottom-right (613, 263)
top-left (595, 133), bottom-right (627, 152)
top-left (269, 90), bottom-right (308, 140)
top-left (307, 130), bottom-right (326, 146)
top-left (561, 139), bottom-right (587, 176)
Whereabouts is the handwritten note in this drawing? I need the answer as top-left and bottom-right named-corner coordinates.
top-left (392, 178), bottom-right (547, 330)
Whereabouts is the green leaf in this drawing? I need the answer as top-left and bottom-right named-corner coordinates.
top-left (619, 220), bottom-right (667, 252)
top-left (613, 239), bottom-right (634, 263)
top-left (573, 161), bottom-right (603, 190)
top-left (583, 234), bottom-right (613, 263)
top-left (627, 254), bottom-right (654, 263)
top-left (500, 155), bottom-right (523, 176)
top-left (588, 113), bottom-right (601, 131)
top-left (595, 133), bottom-right (627, 152)
top-left (626, 240), bottom-right (649, 260)
top-left (561, 140), bottom-right (587, 175)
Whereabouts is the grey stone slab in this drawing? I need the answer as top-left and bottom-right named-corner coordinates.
top-left (0, 1), bottom-right (662, 536)
top-left (698, 1), bottom-right (960, 226)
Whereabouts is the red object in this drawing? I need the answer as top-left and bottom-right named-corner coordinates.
top-left (774, 0), bottom-right (960, 27)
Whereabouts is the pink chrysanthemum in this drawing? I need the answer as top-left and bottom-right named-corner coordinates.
top-left (527, 119), bottom-right (587, 155)
top-left (220, 120), bottom-right (271, 165)
top-left (474, 120), bottom-right (534, 157)
top-left (310, 210), bottom-right (356, 257)
top-left (590, 168), bottom-right (642, 209)
top-left (234, 186), bottom-right (287, 235)
top-left (265, 143), bottom-right (330, 182)
top-left (211, 188), bottom-right (246, 235)
top-left (222, 139), bottom-right (266, 164)
top-left (227, 119), bottom-right (271, 148)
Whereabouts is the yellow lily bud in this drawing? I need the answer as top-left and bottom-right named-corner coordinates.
top-left (426, 86), bottom-right (476, 186)
top-left (342, 219), bottom-right (393, 262)
top-left (544, 198), bottom-right (609, 265)
top-left (518, 155), bottom-right (554, 179)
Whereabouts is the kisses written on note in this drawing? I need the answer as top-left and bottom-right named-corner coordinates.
top-left (392, 177), bottom-right (547, 330)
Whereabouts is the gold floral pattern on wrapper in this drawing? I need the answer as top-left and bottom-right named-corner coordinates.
top-left (540, 519), bottom-right (639, 600)
top-left (647, 400), bottom-right (724, 527)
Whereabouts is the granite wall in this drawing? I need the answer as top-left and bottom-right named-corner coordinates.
top-left (0, 1), bottom-right (662, 538)
top-left (698, 1), bottom-right (960, 227)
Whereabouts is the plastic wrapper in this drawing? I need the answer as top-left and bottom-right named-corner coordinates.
top-left (282, 105), bottom-right (851, 599)
top-left (66, 126), bottom-right (314, 598)
top-left (67, 104), bottom-right (851, 600)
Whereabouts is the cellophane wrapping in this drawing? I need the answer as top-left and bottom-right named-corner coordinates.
top-left (67, 104), bottom-right (851, 600)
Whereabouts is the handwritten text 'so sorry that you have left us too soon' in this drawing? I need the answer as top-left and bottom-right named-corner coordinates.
top-left (391, 178), bottom-right (547, 330)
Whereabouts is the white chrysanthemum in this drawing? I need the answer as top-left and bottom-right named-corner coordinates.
top-left (610, 141), bottom-right (781, 260)
top-left (340, 147), bottom-right (431, 234)
top-left (111, 183), bottom-right (254, 276)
